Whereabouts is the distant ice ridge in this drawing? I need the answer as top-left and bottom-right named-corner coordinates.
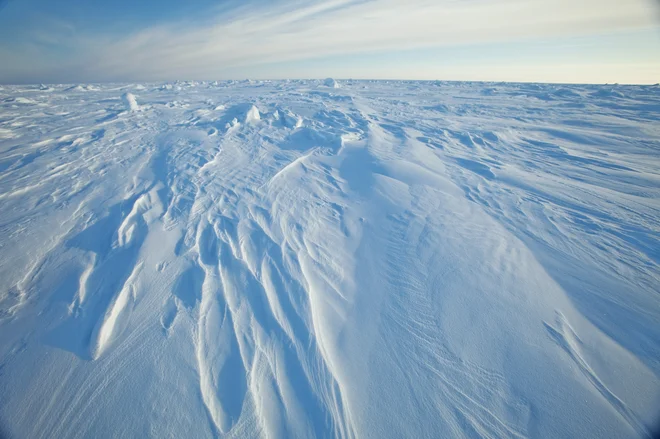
top-left (0, 80), bottom-right (658, 439)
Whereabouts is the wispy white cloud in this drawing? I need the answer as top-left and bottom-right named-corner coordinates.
top-left (1, 0), bottom-right (658, 82)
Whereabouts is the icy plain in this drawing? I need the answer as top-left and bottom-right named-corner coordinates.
top-left (0, 80), bottom-right (658, 438)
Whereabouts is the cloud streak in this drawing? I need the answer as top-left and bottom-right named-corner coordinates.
top-left (1, 0), bottom-right (658, 82)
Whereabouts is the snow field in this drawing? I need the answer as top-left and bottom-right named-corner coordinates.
top-left (0, 80), bottom-right (658, 438)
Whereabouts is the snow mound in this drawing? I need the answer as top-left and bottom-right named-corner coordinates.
top-left (122, 92), bottom-right (139, 112)
top-left (0, 128), bottom-right (15, 139)
top-left (323, 77), bottom-right (340, 88)
top-left (225, 117), bottom-right (239, 129)
top-left (245, 105), bottom-right (261, 123)
top-left (267, 107), bottom-right (301, 128)
top-left (13, 97), bottom-right (36, 105)
top-left (65, 84), bottom-right (99, 92)
top-left (592, 88), bottom-right (625, 99)
top-left (551, 87), bottom-right (581, 98)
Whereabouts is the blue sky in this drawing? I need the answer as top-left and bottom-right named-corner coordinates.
top-left (0, 0), bottom-right (659, 84)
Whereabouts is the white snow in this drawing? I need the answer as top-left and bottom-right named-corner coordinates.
top-left (245, 105), bottom-right (261, 123)
top-left (0, 80), bottom-right (659, 439)
top-left (66, 84), bottom-right (100, 92)
top-left (122, 92), bottom-right (140, 111)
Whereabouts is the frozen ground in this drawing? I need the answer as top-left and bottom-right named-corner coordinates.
top-left (0, 79), bottom-right (659, 438)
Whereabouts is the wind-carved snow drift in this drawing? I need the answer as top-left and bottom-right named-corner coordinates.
top-left (0, 80), bottom-right (658, 439)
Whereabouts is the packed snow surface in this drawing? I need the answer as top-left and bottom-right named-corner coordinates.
top-left (0, 80), bottom-right (659, 438)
